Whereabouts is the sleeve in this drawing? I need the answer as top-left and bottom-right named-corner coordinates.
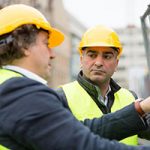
top-left (83, 103), bottom-right (147, 140)
top-left (138, 113), bottom-right (150, 140)
top-left (129, 90), bottom-right (138, 99)
top-left (133, 95), bottom-right (150, 140)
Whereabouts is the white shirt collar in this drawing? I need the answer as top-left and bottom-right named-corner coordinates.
top-left (3, 65), bottom-right (47, 85)
top-left (100, 85), bottom-right (111, 106)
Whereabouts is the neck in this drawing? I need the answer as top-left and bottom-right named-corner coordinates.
top-left (11, 58), bottom-right (37, 75)
top-left (97, 80), bottom-right (110, 97)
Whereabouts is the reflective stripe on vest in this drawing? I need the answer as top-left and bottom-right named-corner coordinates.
top-left (62, 81), bottom-right (138, 146)
top-left (0, 69), bottom-right (23, 150)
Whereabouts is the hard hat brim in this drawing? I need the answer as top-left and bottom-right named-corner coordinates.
top-left (48, 28), bottom-right (64, 48)
top-left (78, 42), bottom-right (122, 56)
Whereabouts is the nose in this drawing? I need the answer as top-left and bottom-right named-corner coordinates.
top-left (49, 48), bottom-right (56, 59)
top-left (95, 55), bottom-right (103, 66)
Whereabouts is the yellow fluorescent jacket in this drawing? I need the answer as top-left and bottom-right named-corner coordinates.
top-left (61, 81), bottom-right (138, 146)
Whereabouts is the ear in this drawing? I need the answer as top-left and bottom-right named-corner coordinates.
top-left (115, 59), bottom-right (119, 72)
top-left (23, 48), bottom-right (31, 56)
top-left (80, 55), bottom-right (83, 69)
top-left (80, 55), bottom-right (83, 62)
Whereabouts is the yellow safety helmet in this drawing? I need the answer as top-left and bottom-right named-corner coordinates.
top-left (78, 25), bottom-right (122, 58)
top-left (0, 4), bottom-right (64, 48)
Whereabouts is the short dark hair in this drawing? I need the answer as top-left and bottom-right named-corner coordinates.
top-left (0, 24), bottom-right (46, 67)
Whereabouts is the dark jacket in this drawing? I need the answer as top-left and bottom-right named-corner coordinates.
top-left (0, 77), bottom-right (149, 150)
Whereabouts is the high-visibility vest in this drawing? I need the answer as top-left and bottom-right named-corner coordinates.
top-left (61, 81), bottom-right (138, 146)
top-left (0, 145), bottom-right (9, 150)
top-left (0, 69), bottom-right (23, 150)
top-left (0, 69), bottom-right (23, 84)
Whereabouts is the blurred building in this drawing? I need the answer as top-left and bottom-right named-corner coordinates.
top-left (113, 26), bottom-right (148, 97)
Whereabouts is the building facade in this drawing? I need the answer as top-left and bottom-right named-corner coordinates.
top-left (113, 26), bottom-right (148, 97)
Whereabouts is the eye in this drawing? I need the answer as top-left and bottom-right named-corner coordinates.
top-left (87, 53), bottom-right (97, 58)
top-left (44, 41), bottom-right (49, 47)
top-left (103, 54), bottom-right (113, 60)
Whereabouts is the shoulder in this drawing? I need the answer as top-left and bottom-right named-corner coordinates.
top-left (55, 86), bottom-right (70, 109)
top-left (1, 77), bottom-right (56, 94)
top-left (111, 78), bottom-right (138, 99)
top-left (121, 88), bottom-right (138, 99)
top-left (0, 77), bottom-right (70, 131)
top-left (129, 90), bottom-right (138, 99)
top-left (0, 77), bottom-right (64, 110)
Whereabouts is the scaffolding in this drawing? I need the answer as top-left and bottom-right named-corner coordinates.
top-left (141, 4), bottom-right (150, 74)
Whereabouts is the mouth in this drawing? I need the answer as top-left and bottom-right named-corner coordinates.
top-left (48, 63), bottom-right (52, 68)
top-left (91, 69), bottom-right (105, 74)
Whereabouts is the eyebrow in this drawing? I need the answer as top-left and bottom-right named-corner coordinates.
top-left (87, 50), bottom-right (114, 54)
top-left (85, 48), bottom-right (118, 57)
top-left (87, 50), bottom-right (97, 53)
top-left (103, 51), bottom-right (114, 54)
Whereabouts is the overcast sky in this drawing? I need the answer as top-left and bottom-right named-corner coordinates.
top-left (63, 0), bottom-right (150, 28)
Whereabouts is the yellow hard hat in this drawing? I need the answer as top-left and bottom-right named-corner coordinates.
top-left (78, 25), bottom-right (122, 57)
top-left (0, 4), bottom-right (64, 48)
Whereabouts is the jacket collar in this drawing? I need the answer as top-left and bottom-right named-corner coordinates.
top-left (77, 71), bottom-right (121, 98)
